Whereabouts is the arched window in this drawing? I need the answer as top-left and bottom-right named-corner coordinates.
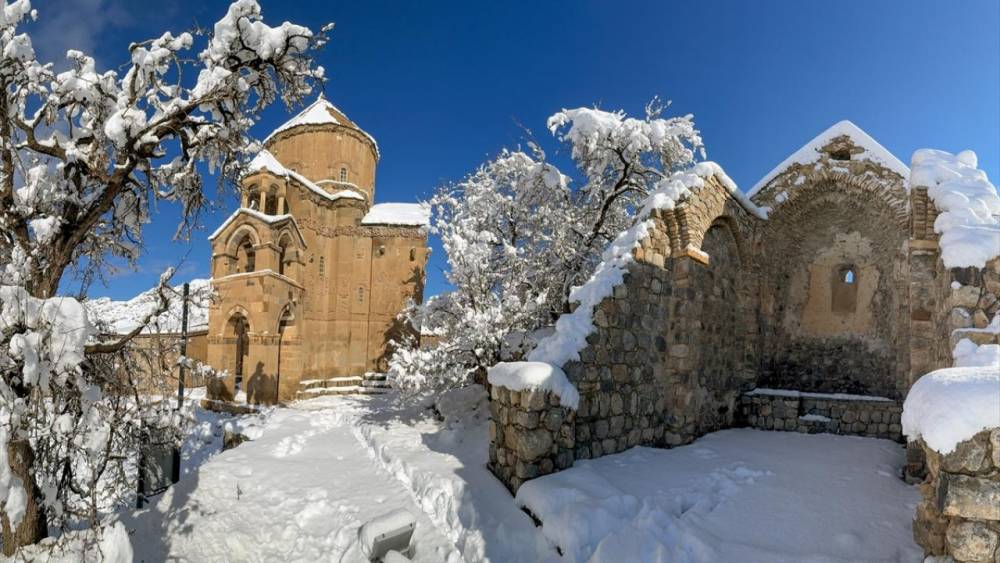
top-left (340, 167), bottom-right (348, 182)
top-left (265, 193), bottom-right (278, 215)
top-left (319, 256), bottom-right (325, 277)
top-left (277, 237), bottom-right (289, 276)
top-left (237, 237), bottom-right (255, 273)
top-left (832, 265), bottom-right (858, 313)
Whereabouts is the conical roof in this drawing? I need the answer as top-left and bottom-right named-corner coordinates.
top-left (263, 95), bottom-right (378, 157)
top-left (747, 120), bottom-right (909, 197)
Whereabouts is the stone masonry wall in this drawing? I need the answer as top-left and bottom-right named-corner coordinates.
top-left (738, 390), bottom-right (903, 442)
top-left (488, 386), bottom-right (576, 493)
top-left (489, 179), bottom-right (761, 493)
top-left (912, 429), bottom-right (1000, 562)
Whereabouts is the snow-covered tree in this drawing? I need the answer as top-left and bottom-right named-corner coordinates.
top-left (389, 100), bottom-right (704, 395)
top-left (0, 0), bottom-right (329, 555)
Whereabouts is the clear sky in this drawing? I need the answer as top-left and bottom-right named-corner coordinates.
top-left (37, 0), bottom-right (999, 300)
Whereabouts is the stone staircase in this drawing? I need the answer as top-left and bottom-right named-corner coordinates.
top-left (296, 373), bottom-right (392, 399)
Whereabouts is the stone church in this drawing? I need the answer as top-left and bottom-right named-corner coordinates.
top-left (205, 96), bottom-right (429, 404)
top-left (489, 121), bottom-right (1000, 493)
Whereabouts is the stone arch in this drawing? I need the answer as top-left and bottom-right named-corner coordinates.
top-left (225, 225), bottom-right (261, 274)
top-left (756, 177), bottom-right (910, 398)
top-left (223, 310), bottom-right (252, 392)
top-left (685, 218), bottom-right (753, 433)
top-left (275, 231), bottom-right (296, 277)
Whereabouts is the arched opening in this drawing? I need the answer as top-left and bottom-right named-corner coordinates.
top-left (757, 182), bottom-right (910, 398)
top-left (832, 265), bottom-right (859, 313)
top-left (277, 235), bottom-right (291, 276)
top-left (689, 220), bottom-right (747, 432)
top-left (340, 167), bottom-right (349, 182)
top-left (227, 314), bottom-right (250, 394)
top-left (247, 188), bottom-right (260, 210)
top-left (235, 235), bottom-right (255, 273)
top-left (265, 191), bottom-right (278, 215)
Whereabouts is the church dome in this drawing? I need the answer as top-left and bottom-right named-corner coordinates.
top-left (263, 95), bottom-right (379, 201)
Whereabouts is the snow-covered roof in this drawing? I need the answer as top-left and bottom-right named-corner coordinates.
top-left (208, 207), bottom-right (305, 246)
top-left (263, 95), bottom-right (380, 158)
top-left (84, 279), bottom-right (211, 335)
top-left (361, 203), bottom-right (431, 227)
top-left (245, 149), bottom-right (366, 204)
top-left (747, 120), bottom-right (910, 198)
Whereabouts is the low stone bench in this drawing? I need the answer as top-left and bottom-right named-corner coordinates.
top-left (739, 388), bottom-right (903, 442)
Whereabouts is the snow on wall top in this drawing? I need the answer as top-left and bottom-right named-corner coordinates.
top-left (901, 365), bottom-right (1000, 454)
top-left (909, 149), bottom-right (1000, 269)
top-left (524, 162), bottom-right (760, 374)
top-left (487, 361), bottom-right (580, 409)
top-left (747, 120), bottom-right (910, 198)
top-left (361, 203), bottom-right (431, 227)
top-left (84, 278), bottom-right (212, 335)
top-left (262, 95), bottom-right (380, 158)
top-left (245, 149), bottom-right (365, 204)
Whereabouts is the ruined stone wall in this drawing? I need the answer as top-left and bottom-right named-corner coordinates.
top-left (488, 386), bottom-right (576, 492)
top-left (738, 390), bottom-right (902, 441)
top-left (909, 186), bottom-right (1000, 382)
top-left (912, 430), bottom-right (1000, 562)
top-left (753, 172), bottom-right (911, 399)
top-left (489, 179), bottom-right (761, 492)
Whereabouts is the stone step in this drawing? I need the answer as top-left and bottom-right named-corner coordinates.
top-left (361, 379), bottom-right (391, 389)
top-left (296, 386), bottom-right (389, 399)
top-left (298, 376), bottom-right (363, 390)
top-left (363, 373), bottom-right (388, 382)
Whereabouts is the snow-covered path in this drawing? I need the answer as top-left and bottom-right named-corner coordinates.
top-left (125, 406), bottom-right (460, 562)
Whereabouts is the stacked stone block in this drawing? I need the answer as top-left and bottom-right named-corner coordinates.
top-left (488, 386), bottom-right (576, 493)
top-left (738, 391), bottom-right (903, 441)
top-left (912, 430), bottom-right (1000, 562)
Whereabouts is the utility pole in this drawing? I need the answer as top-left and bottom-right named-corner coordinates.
top-left (170, 283), bottom-right (189, 484)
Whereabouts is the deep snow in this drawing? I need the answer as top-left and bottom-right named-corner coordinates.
top-left (517, 430), bottom-right (922, 563)
top-left (113, 387), bottom-right (923, 563)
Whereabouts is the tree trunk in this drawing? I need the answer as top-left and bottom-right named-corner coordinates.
top-left (1, 438), bottom-right (47, 556)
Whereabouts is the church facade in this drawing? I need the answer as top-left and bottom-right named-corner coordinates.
top-left (205, 97), bottom-right (429, 404)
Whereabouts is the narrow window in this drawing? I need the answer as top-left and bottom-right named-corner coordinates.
top-left (340, 167), bottom-right (348, 182)
top-left (319, 256), bottom-right (325, 277)
top-left (831, 265), bottom-right (858, 313)
top-left (357, 287), bottom-right (364, 303)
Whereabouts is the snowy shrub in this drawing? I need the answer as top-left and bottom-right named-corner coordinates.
top-left (389, 100), bottom-right (704, 396)
top-left (0, 0), bottom-right (329, 555)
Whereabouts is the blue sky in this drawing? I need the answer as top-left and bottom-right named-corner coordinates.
top-left (39, 0), bottom-right (999, 300)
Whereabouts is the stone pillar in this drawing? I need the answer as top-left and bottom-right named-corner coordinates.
top-left (489, 386), bottom-right (576, 493)
top-left (277, 195), bottom-right (286, 215)
top-left (258, 191), bottom-right (267, 212)
top-left (240, 190), bottom-right (249, 208)
top-left (912, 430), bottom-right (1000, 562)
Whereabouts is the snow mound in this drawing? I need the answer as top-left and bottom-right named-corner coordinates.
top-left (902, 366), bottom-right (1000, 454)
top-left (529, 162), bottom-right (763, 371)
top-left (748, 120), bottom-right (909, 198)
top-left (362, 203), bottom-right (431, 227)
top-left (84, 279), bottom-right (211, 335)
top-left (909, 148), bottom-right (1000, 269)
top-left (487, 362), bottom-right (579, 409)
top-left (952, 338), bottom-right (1000, 368)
